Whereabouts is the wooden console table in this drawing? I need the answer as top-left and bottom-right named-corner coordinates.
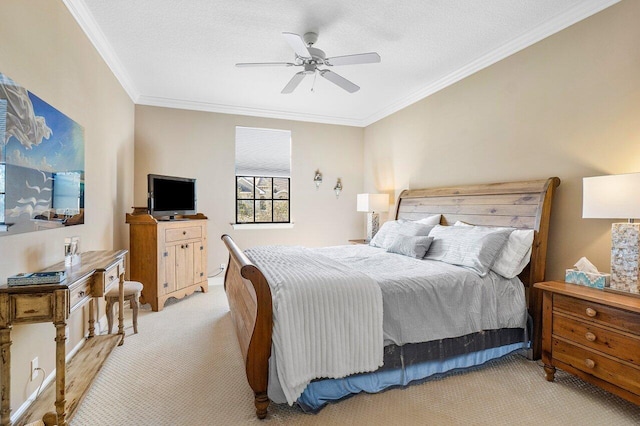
top-left (0, 250), bottom-right (128, 426)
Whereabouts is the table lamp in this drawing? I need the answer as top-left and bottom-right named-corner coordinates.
top-left (357, 193), bottom-right (389, 241)
top-left (583, 173), bottom-right (640, 294)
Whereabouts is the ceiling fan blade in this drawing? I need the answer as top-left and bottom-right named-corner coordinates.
top-left (325, 52), bottom-right (381, 66)
top-left (281, 72), bottom-right (306, 94)
top-left (282, 32), bottom-right (311, 59)
top-left (320, 70), bottom-right (359, 93)
top-left (236, 62), bottom-right (296, 67)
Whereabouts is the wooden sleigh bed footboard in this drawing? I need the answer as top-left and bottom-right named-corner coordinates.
top-left (221, 177), bottom-right (560, 419)
top-left (221, 234), bottom-right (273, 418)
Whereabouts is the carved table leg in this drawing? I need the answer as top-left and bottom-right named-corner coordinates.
top-left (88, 298), bottom-right (95, 338)
top-left (254, 392), bottom-right (270, 419)
top-left (0, 325), bottom-right (12, 426)
top-left (543, 364), bottom-right (556, 382)
top-left (54, 320), bottom-right (68, 426)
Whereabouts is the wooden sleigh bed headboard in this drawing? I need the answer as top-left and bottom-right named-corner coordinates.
top-left (221, 176), bottom-right (560, 419)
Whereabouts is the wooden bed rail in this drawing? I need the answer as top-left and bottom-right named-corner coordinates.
top-left (221, 234), bottom-right (273, 419)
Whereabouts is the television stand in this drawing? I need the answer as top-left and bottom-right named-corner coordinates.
top-left (126, 210), bottom-right (208, 311)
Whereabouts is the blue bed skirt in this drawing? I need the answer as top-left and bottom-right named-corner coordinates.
top-left (297, 341), bottom-right (527, 412)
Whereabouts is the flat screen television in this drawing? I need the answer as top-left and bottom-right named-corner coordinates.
top-left (148, 174), bottom-right (197, 219)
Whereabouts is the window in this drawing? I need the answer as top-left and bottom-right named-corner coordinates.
top-left (235, 127), bottom-right (291, 224)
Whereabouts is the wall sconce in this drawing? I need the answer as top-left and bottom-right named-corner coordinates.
top-left (313, 170), bottom-right (323, 189)
top-left (333, 178), bottom-right (343, 198)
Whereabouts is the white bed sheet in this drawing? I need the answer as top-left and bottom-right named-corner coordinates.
top-left (311, 244), bottom-right (527, 346)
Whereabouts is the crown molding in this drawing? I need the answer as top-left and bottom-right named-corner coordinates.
top-left (66, 0), bottom-right (619, 128)
top-left (63, 0), bottom-right (139, 102)
top-left (136, 95), bottom-right (366, 127)
top-left (361, 0), bottom-right (620, 126)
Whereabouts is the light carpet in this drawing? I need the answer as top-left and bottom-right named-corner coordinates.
top-left (71, 280), bottom-right (640, 425)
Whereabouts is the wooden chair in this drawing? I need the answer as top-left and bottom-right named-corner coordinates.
top-left (105, 281), bottom-right (143, 334)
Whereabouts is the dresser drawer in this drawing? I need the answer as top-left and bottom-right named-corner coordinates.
top-left (554, 293), bottom-right (640, 334)
top-left (69, 281), bottom-right (91, 311)
top-left (553, 315), bottom-right (639, 365)
top-left (165, 226), bottom-right (202, 243)
top-left (553, 338), bottom-right (640, 396)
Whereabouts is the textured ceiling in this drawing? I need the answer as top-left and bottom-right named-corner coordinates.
top-left (66, 0), bottom-right (619, 127)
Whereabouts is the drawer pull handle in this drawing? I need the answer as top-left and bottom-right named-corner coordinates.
top-left (585, 332), bottom-right (596, 342)
top-left (163, 283), bottom-right (168, 288)
top-left (585, 307), bottom-right (597, 317)
top-left (584, 358), bottom-right (596, 369)
top-left (183, 231), bottom-right (187, 235)
top-left (78, 291), bottom-right (85, 298)
top-left (108, 275), bottom-right (115, 281)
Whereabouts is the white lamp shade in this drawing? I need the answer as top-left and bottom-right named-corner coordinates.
top-left (357, 193), bottom-right (389, 213)
top-left (583, 173), bottom-right (640, 219)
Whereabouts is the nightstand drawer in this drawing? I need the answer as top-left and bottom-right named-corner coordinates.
top-left (553, 338), bottom-right (640, 396)
top-left (554, 293), bottom-right (640, 334)
top-left (553, 315), bottom-right (640, 364)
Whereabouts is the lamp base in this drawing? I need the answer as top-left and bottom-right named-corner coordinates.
top-left (366, 212), bottom-right (380, 241)
top-left (610, 222), bottom-right (640, 294)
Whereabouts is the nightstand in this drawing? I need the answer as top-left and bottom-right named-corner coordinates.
top-left (534, 281), bottom-right (640, 405)
top-left (348, 239), bottom-right (369, 245)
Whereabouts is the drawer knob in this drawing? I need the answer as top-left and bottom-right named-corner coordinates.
top-left (183, 231), bottom-right (186, 235)
top-left (78, 291), bottom-right (85, 298)
top-left (585, 332), bottom-right (596, 342)
top-left (108, 275), bottom-right (115, 281)
top-left (584, 358), bottom-right (596, 369)
top-left (585, 307), bottom-right (597, 317)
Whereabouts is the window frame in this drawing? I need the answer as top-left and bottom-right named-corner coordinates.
top-left (235, 176), bottom-right (290, 224)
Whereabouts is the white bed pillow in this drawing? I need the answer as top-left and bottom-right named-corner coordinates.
top-left (387, 235), bottom-right (434, 258)
top-left (369, 220), bottom-right (434, 250)
top-left (369, 220), bottom-right (405, 249)
top-left (424, 225), bottom-right (512, 276)
top-left (454, 221), bottom-right (534, 278)
top-left (415, 214), bottom-right (441, 226)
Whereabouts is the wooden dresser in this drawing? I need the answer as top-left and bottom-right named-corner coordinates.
top-left (534, 281), bottom-right (640, 405)
top-left (126, 212), bottom-right (208, 311)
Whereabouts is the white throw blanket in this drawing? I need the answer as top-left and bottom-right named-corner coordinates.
top-left (245, 246), bottom-right (384, 405)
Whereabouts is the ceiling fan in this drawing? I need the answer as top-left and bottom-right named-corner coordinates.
top-left (236, 32), bottom-right (381, 94)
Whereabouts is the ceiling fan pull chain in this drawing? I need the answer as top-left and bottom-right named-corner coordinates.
top-left (311, 71), bottom-right (318, 92)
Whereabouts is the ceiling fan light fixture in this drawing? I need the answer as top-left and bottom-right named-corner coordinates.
top-left (237, 31), bottom-right (380, 94)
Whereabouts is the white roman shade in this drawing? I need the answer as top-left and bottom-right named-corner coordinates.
top-left (235, 127), bottom-right (291, 177)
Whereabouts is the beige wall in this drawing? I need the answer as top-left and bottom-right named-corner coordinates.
top-left (364, 0), bottom-right (640, 281)
top-left (134, 105), bottom-right (364, 272)
top-left (0, 0), bottom-right (134, 415)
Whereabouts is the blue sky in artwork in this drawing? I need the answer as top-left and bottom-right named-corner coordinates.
top-left (5, 91), bottom-right (84, 172)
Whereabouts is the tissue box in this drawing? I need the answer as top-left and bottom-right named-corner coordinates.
top-left (565, 269), bottom-right (610, 289)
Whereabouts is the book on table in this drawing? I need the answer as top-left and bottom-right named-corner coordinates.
top-left (7, 271), bottom-right (67, 286)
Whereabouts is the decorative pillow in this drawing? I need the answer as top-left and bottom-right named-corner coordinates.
top-left (387, 235), bottom-right (434, 259)
top-left (454, 221), bottom-right (534, 278)
top-left (424, 225), bottom-right (512, 276)
top-left (415, 214), bottom-right (441, 226)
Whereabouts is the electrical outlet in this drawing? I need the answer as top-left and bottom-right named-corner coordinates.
top-left (30, 357), bottom-right (38, 382)
top-left (220, 263), bottom-right (225, 271)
